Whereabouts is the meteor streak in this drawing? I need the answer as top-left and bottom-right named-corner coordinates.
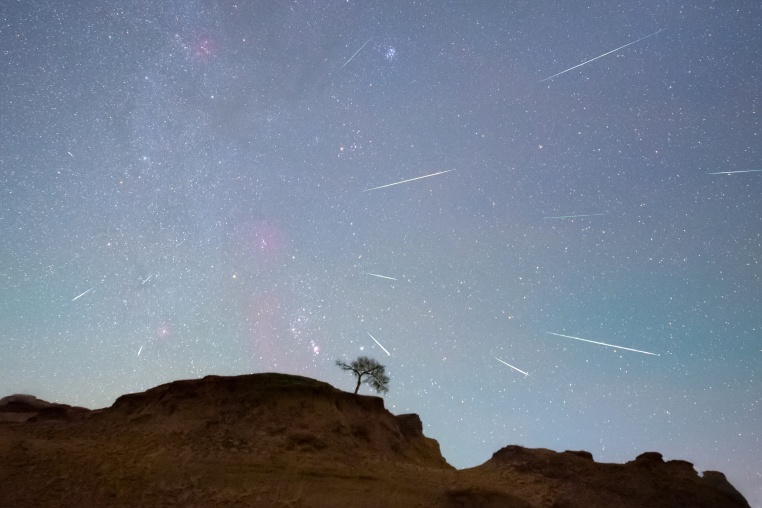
top-left (367, 332), bottom-right (391, 356)
top-left (341, 37), bottom-right (372, 70)
top-left (494, 357), bottom-right (529, 376)
top-left (544, 213), bottom-right (604, 220)
top-left (365, 272), bottom-right (397, 281)
top-left (539, 29), bottom-right (663, 82)
top-left (71, 286), bottom-right (94, 301)
top-left (137, 345), bottom-right (143, 356)
top-left (708, 169), bottom-right (762, 175)
top-left (364, 169), bottom-right (456, 192)
top-left (547, 332), bottom-right (659, 356)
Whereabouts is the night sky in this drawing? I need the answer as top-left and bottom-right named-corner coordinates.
top-left (1, 1), bottom-right (760, 504)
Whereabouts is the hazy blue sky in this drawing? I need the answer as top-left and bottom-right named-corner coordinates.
top-left (1, 1), bottom-right (760, 504)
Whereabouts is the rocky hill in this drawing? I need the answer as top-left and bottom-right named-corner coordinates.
top-left (0, 373), bottom-right (750, 507)
top-left (0, 394), bottom-right (90, 422)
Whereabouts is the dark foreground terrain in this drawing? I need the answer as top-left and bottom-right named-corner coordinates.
top-left (0, 373), bottom-right (750, 507)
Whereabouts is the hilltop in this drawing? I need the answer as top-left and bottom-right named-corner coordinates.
top-left (0, 373), bottom-right (750, 507)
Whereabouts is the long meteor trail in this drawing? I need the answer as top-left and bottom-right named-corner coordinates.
top-left (539, 29), bottom-right (663, 82)
top-left (544, 213), bottom-right (604, 220)
top-left (365, 272), bottom-right (397, 281)
top-left (708, 169), bottom-right (762, 175)
top-left (494, 357), bottom-right (529, 376)
top-left (364, 169), bottom-right (456, 192)
top-left (547, 332), bottom-right (659, 356)
top-left (367, 332), bottom-right (391, 356)
top-left (341, 37), bottom-right (372, 70)
top-left (71, 286), bottom-right (94, 301)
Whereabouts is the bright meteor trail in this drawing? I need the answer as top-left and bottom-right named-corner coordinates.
top-left (708, 169), bottom-right (762, 175)
top-left (365, 272), bottom-right (397, 281)
top-left (71, 286), bottom-right (94, 301)
top-left (367, 332), bottom-right (391, 356)
top-left (539, 29), bottom-right (663, 82)
top-left (364, 169), bottom-right (456, 192)
top-left (544, 213), bottom-right (605, 220)
top-left (341, 37), bottom-right (372, 70)
top-left (547, 332), bottom-right (659, 356)
top-left (494, 357), bottom-right (529, 376)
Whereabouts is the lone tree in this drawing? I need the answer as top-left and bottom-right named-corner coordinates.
top-left (336, 356), bottom-right (390, 395)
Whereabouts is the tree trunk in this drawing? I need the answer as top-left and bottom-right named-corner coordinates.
top-left (354, 375), bottom-right (362, 394)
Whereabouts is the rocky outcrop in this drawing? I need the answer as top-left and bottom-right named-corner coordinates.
top-left (0, 374), bottom-right (750, 507)
top-left (103, 372), bottom-right (450, 469)
top-left (0, 394), bottom-right (90, 422)
top-left (458, 445), bottom-right (750, 508)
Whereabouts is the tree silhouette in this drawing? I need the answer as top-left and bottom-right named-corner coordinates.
top-left (336, 356), bottom-right (389, 395)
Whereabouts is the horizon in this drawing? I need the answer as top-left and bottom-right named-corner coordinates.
top-left (0, 369), bottom-right (736, 475)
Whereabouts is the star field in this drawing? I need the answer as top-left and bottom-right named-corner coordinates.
top-left (1, 1), bottom-right (760, 504)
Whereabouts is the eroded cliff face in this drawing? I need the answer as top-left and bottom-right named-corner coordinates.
top-left (102, 373), bottom-right (450, 469)
top-left (0, 374), bottom-right (751, 508)
top-left (456, 445), bottom-right (750, 508)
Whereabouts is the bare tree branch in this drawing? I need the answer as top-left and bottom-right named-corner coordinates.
top-left (336, 356), bottom-right (389, 395)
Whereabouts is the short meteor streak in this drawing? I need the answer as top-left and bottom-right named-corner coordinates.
top-left (494, 357), bottom-right (529, 376)
top-left (539, 29), bottom-right (663, 82)
top-left (137, 345), bottom-right (144, 356)
top-left (71, 286), bottom-right (94, 301)
top-left (547, 332), bottom-right (659, 356)
top-left (367, 332), bottom-right (391, 356)
top-left (708, 169), bottom-right (762, 175)
top-left (141, 274), bottom-right (153, 285)
top-left (341, 37), bottom-right (372, 70)
top-left (67, 151), bottom-right (75, 158)
top-left (544, 213), bottom-right (604, 220)
top-left (365, 272), bottom-right (397, 281)
top-left (364, 169), bottom-right (456, 192)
